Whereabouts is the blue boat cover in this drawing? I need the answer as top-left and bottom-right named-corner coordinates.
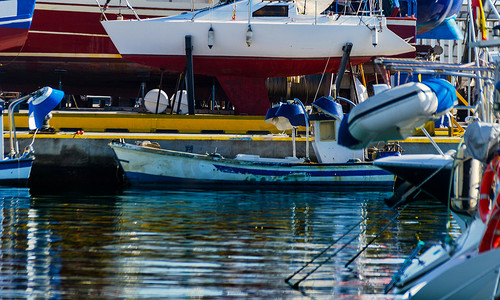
top-left (495, 80), bottom-right (500, 93)
top-left (28, 87), bottom-right (65, 130)
top-left (421, 78), bottom-right (456, 113)
top-left (312, 97), bottom-right (343, 120)
top-left (337, 114), bottom-right (360, 148)
top-left (265, 101), bottom-right (308, 128)
top-left (265, 105), bottom-right (280, 121)
top-left (417, 16), bottom-right (463, 40)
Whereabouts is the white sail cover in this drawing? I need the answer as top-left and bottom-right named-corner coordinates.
top-left (463, 121), bottom-right (500, 163)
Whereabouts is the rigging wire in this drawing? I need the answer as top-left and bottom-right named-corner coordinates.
top-left (285, 158), bottom-right (454, 290)
top-left (313, 57), bottom-right (331, 101)
top-left (285, 200), bottom-right (405, 289)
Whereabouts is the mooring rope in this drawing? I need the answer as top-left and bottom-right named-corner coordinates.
top-left (285, 201), bottom-right (402, 289)
top-left (344, 203), bottom-right (409, 268)
top-left (286, 157), bottom-right (454, 290)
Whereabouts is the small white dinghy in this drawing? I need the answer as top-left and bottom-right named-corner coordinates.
top-left (338, 78), bottom-right (456, 149)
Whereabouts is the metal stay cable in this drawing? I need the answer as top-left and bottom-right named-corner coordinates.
top-left (313, 56), bottom-right (331, 102)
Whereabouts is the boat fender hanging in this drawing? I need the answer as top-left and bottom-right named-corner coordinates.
top-left (208, 26), bottom-right (214, 49)
top-left (372, 28), bottom-right (378, 47)
top-left (479, 156), bottom-right (500, 222)
top-left (246, 25), bottom-right (253, 47)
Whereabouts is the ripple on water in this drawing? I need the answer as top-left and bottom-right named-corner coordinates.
top-left (0, 188), bottom-right (460, 298)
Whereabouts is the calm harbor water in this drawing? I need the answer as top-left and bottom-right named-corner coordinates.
top-left (0, 187), bottom-right (460, 299)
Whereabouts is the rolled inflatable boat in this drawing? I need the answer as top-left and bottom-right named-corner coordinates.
top-left (338, 78), bottom-right (456, 149)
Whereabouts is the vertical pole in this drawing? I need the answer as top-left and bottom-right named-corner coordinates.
top-left (212, 83), bottom-right (216, 110)
top-left (333, 43), bottom-right (353, 98)
top-left (305, 122), bottom-right (309, 160)
top-left (140, 82), bottom-right (146, 107)
top-left (155, 70), bottom-right (164, 114)
top-left (0, 100), bottom-right (4, 160)
top-left (185, 35), bottom-right (195, 115)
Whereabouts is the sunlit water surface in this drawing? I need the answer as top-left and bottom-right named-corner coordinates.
top-left (0, 187), bottom-right (461, 299)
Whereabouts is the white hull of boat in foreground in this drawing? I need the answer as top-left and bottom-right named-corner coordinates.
top-left (109, 142), bottom-right (395, 188)
top-left (401, 247), bottom-right (500, 299)
top-left (0, 156), bottom-right (34, 186)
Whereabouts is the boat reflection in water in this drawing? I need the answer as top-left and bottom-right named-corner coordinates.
top-left (0, 188), bottom-right (459, 298)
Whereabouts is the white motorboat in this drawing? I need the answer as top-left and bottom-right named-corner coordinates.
top-left (109, 97), bottom-right (397, 188)
top-left (100, 0), bottom-right (415, 115)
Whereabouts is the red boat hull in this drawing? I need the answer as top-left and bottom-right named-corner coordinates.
top-left (0, 3), bottom-right (165, 98)
top-left (0, 27), bottom-right (30, 51)
top-left (123, 55), bottom-right (371, 78)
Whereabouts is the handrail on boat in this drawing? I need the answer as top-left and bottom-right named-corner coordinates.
top-left (95, 0), bottom-right (141, 21)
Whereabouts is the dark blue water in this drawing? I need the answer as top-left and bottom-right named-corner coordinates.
top-left (0, 187), bottom-right (460, 298)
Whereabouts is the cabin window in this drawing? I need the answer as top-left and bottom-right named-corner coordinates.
top-left (319, 121), bottom-right (336, 141)
top-left (252, 5), bottom-right (288, 17)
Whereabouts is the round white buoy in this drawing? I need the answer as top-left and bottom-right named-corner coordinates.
top-left (170, 90), bottom-right (189, 115)
top-left (144, 89), bottom-right (169, 113)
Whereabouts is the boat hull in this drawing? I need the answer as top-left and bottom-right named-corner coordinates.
top-left (0, 0), bottom-right (35, 51)
top-left (0, 27), bottom-right (30, 51)
top-left (401, 248), bottom-right (500, 299)
top-left (0, 0), bottom-right (206, 98)
top-left (103, 17), bottom-right (415, 77)
top-left (373, 154), bottom-right (453, 202)
top-left (110, 142), bottom-right (395, 188)
top-left (0, 156), bottom-right (34, 186)
top-left (102, 10), bottom-right (415, 115)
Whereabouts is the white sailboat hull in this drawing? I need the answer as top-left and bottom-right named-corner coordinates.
top-left (101, 0), bottom-right (415, 115)
top-left (102, 16), bottom-right (414, 63)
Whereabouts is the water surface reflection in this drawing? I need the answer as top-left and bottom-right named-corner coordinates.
top-left (0, 188), bottom-right (460, 298)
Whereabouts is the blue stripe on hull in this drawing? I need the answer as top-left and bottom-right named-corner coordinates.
top-left (0, 157), bottom-right (33, 186)
top-left (124, 171), bottom-right (394, 188)
top-left (0, 159), bottom-right (32, 170)
top-left (213, 164), bottom-right (390, 177)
